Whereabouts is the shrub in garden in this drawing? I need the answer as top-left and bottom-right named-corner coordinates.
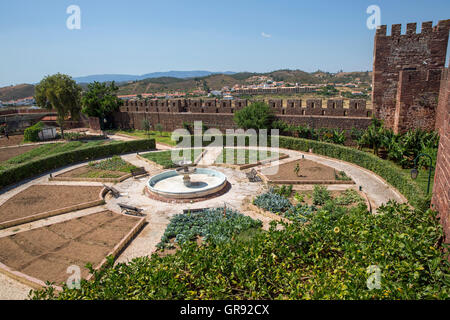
top-left (334, 189), bottom-right (364, 206)
top-left (272, 185), bottom-right (293, 198)
top-left (157, 207), bottom-right (262, 249)
top-left (312, 185), bottom-right (331, 205)
top-left (23, 121), bottom-right (44, 142)
top-left (253, 191), bottom-right (293, 214)
top-left (335, 170), bottom-right (351, 181)
top-left (284, 203), bottom-right (317, 223)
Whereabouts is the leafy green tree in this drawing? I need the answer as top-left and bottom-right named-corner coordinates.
top-left (233, 102), bottom-right (274, 130)
top-left (81, 81), bottom-right (122, 126)
top-left (155, 123), bottom-right (164, 136)
top-left (358, 117), bottom-right (387, 155)
top-left (34, 73), bottom-right (82, 138)
top-left (142, 118), bottom-right (152, 137)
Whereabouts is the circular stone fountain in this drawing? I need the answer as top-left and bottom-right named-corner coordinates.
top-left (147, 159), bottom-right (228, 201)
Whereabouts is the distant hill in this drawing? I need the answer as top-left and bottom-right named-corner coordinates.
top-left (117, 73), bottom-right (248, 95)
top-left (117, 69), bottom-right (372, 95)
top-left (0, 84), bottom-right (35, 101)
top-left (73, 70), bottom-right (236, 84)
top-left (0, 69), bottom-right (372, 101)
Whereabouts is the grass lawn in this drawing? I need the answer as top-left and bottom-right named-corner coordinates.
top-left (0, 140), bottom-right (117, 171)
top-left (216, 148), bottom-right (284, 165)
top-left (113, 130), bottom-right (177, 146)
top-left (141, 149), bottom-right (201, 168)
top-left (80, 156), bottom-right (137, 178)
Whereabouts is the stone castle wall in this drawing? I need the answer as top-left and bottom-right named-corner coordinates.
top-left (113, 98), bottom-right (372, 132)
top-left (432, 68), bottom-right (450, 242)
top-left (372, 20), bottom-right (450, 133)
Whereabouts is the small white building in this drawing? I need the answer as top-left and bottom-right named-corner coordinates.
top-left (38, 126), bottom-right (57, 141)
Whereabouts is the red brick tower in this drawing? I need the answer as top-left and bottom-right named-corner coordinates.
top-left (372, 20), bottom-right (450, 133)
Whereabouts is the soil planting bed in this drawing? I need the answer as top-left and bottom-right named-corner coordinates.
top-left (0, 135), bottom-right (26, 147)
top-left (0, 210), bottom-right (144, 287)
top-left (262, 159), bottom-right (354, 184)
top-left (0, 185), bottom-right (104, 228)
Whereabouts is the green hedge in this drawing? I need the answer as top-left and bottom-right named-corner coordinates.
top-left (278, 136), bottom-right (427, 209)
top-left (23, 121), bottom-right (44, 142)
top-left (0, 139), bottom-right (155, 189)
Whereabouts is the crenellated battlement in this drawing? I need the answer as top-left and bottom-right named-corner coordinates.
top-left (120, 98), bottom-right (371, 118)
top-left (375, 19), bottom-right (450, 37)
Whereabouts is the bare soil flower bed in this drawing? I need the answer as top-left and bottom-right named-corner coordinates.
top-left (263, 159), bottom-right (354, 184)
top-left (0, 135), bottom-right (26, 147)
top-left (0, 185), bottom-right (104, 226)
top-left (0, 210), bottom-right (143, 286)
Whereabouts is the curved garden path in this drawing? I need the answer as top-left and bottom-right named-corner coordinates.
top-left (0, 142), bottom-right (406, 299)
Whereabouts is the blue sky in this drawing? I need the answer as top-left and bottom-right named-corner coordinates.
top-left (0, 0), bottom-right (449, 87)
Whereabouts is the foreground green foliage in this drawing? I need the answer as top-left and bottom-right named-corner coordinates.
top-left (31, 201), bottom-right (449, 300)
top-left (157, 207), bottom-right (262, 249)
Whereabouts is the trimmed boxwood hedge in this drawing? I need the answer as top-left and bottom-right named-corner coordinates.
top-left (277, 136), bottom-right (427, 210)
top-left (0, 139), bottom-right (155, 189)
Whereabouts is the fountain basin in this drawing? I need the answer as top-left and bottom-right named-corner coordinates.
top-left (147, 168), bottom-right (227, 200)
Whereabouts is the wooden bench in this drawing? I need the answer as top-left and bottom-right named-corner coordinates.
top-left (118, 203), bottom-right (144, 216)
top-left (246, 169), bottom-right (262, 182)
top-left (131, 167), bottom-right (148, 179)
top-left (103, 184), bottom-right (121, 198)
